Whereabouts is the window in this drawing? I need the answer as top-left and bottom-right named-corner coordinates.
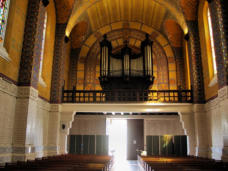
top-left (207, 8), bottom-right (217, 75)
top-left (203, 2), bottom-right (217, 87)
top-left (39, 11), bottom-right (47, 87)
top-left (0, 0), bottom-right (10, 61)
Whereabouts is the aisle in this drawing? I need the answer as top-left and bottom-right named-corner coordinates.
top-left (111, 160), bottom-right (141, 171)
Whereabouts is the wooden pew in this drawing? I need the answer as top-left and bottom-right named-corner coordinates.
top-left (0, 154), bottom-right (113, 171)
top-left (138, 155), bottom-right (228, 171)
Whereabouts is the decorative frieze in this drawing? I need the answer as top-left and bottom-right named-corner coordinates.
top-left (0, 77), bottom-right (17, 97)
top-left (50, 104), bottom-right (62, 112)
top-left (17, 87), bottom-right (38, 100)
top-left (0, 146), bottom-right (12, 154)
top-left (205, 97), bottom-right (219, 111)
top-left (218, 85), bottom-right (228, 101)
top-left (37, 98), bottom-right (50, 111)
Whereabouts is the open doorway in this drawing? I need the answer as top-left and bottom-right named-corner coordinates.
top-left (107, 119), bottom-right (127, 160)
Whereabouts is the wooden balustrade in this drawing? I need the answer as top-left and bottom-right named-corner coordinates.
top-left (62, 87), bottom-right (193, 103)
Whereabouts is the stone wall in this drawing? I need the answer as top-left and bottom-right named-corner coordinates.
top-left (0, 78), bottom-right (61, 164)
top-left (0, 77), bottom-right (17, 164)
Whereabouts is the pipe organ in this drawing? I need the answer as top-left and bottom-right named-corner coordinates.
top-left (99, 34), bottom-right (154, 91)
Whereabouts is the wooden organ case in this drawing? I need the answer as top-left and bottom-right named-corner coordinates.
top-left (99, 34), bottom-right (154, 101)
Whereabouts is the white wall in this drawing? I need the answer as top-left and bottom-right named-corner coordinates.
top-left (70, 116), bottom-right (106, 135)
top-left (144, 117), bottom-right (185, 136)
top-left (0, 77), bottom-right (17, 164)
top-left (0, 78), bottom-right (61, 164)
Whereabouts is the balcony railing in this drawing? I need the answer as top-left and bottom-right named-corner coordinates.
top-left (62, 88), bottom-right (193, 103)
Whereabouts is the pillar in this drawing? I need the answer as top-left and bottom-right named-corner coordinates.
top-left (208, 0), bottom-right (228, 89)
top-left (173, 47), bottom-right (186, 89)
top-left (179, 112), bottom-right (196, 156)
top-left (69, 48), bottom-right (80, 89)
top-left (193, 104), bottom-right (209, 157)
top-left (187, 21), bottom-right (205, 103)
top-left (208, 0), bottom-right (228, 161)
top-left (59, 112), bottom-right (74, 154)
top-left (12, 0), bottom-right (46, 161)
top-left (50, 24), bottom-right (68, 104)
top-left (48, 23), bottom-right (68, 155)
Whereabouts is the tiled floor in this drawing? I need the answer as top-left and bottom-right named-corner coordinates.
top-left (111, 160), bottom-right (141, 171)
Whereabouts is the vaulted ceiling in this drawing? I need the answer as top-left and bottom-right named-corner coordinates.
top-left (54, 0), bottom-right (199, 54)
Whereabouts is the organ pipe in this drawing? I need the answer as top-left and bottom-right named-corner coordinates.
top-left (141, 34), bottom-right (153, 79)
top-left (100, 35), bottom-right (111, 77)
top-left (121, 44), bottom-right (131, 77)
top-left (100, 33), bottom-right (153, 79)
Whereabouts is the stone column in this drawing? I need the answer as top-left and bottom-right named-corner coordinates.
top-left (50, 24), bottom-right (68, 104)
top-left (218, 86), bottom-right (228, 161)
top-left (179, 112), bottom-right (196, 156)
top-left (205, 97), bottom-right (223, 160)
top-left (208, 0), bottom-right (228, 89)
top-left (193, 104), bottom-right (209, 158)
top-left (18, 0), bottom-right (45, 88)
top-left (208, 0), bottom-right (228, 161)
top-left (69, 48), bottom-right (80, 89)
top-left (48, 24), bottom-right (68, 155)
top-left (46, 105), bottom-right (61, 155)
top-left (187, 21), bottom-right (205, 103)
top-left (12, 0), bottom-right (46, 161)
top-left (173, 47), bottom-right (186, 89)
top-left (59, 112), bottom-right (74, 154)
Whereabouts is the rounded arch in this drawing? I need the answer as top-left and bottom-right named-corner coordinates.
top-left (66, 0), bottom-right (188, 37)
top-left (180, 0), bottom-right (199, 21)
top-left (70, 21), bottom-right (88, 49)
top-left (197, 0), bottom-right (218, 100)
top-left (78, 22), bottom-right (175, 62)
top-left (164, 19), bottom-right (184, 48)
top-left (75, 22), bottom-right (177, 90)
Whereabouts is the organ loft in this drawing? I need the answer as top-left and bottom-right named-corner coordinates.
top-left (0, 0), bottom-right (228, 170)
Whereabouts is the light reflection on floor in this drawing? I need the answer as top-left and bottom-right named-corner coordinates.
top-left (108, 119), bottom-right (141, 171)
top-left (111, 159), bottom-right (140, 171)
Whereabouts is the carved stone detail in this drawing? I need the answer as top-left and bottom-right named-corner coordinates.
top-left (50, 104), bottom-right (62, 112)
top-left (218, 86), bottom-right (228, 101)
top-left (50, 24), bottom-right (68, 103)
top-left (187, 21), bottom-right (205, 103)
top-left (69, 48), bottom-right (80, 89)
top-left (209, 0), bottom-right (228, 88)
top-left (37, 98), bottom-right (50, 111)
top-left (18, 0), bottom-right (45, 88)
top-left (17, 87), bottom-right (38, 100)
top-left (0, 77), bottom-right (17, 97)
top-left (173, 47), bottom-right (186, 89)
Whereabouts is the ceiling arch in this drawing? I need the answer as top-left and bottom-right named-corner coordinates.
top-left (65, 0), bottom-right (188, 37)
top-left (164, 19), bottom-right (184, 47)
top-left (180, 0), bottom-right (199, 21)
top-left (78, 28), bottom-right (177, 91)
top-left (76, 21), bottom-right (175, 63)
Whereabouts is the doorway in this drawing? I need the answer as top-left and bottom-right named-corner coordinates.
top-left (127, 119), bottom-right (144, 160)
top-left (107, 119), bottom-right (127, 160)
top-left (107, 119), bottom-right (144, 160)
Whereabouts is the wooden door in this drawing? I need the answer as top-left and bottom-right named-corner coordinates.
top-left (127, 119), bottom-right (144, 160)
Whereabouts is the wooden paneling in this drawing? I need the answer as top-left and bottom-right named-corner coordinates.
top-left (146, 135), bottom-right (187, 157)
top-left (69, 135), bottom-right (108, 155)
